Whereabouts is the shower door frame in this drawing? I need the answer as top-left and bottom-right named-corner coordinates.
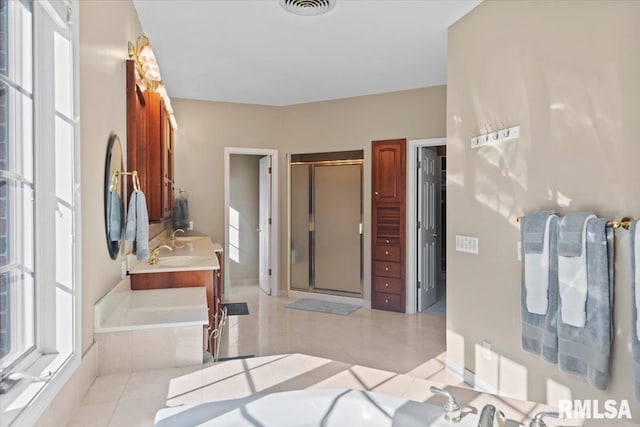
top-left (288, 158), bottom-right (364, 297)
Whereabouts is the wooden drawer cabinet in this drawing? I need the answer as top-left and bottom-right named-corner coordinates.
top-left (376, 237), bottom-right (400, 245)
top-left (371, 139), bottom-right (406, 313)
top-left (374, 277), bottom-right (402, 294)
top-left (375, 245), bottom-right (401, 262)
top-left (375, 261), bottom-right (401, 278)
top-left (373, 292), bottom-right (402, 311)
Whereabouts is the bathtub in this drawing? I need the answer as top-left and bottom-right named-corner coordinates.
top-left (94, 277), bottom-right (208, 374)
top-left (154, 388), bottom-right (481, 427)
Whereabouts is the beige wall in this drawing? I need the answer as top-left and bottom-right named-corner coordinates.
top-left (173, 86), bottom-right (446, 299)
top-left (447, 0), bottom-right (640, 414)
top-left (79, 0), bottom-right (143, 353)
top-left (229, 154), bottom-right (260, 281)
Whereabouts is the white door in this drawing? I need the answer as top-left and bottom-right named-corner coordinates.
top-left (258, 156), bottom-right (272, 295)
top-left (418, 147), bottom-right (438, 310)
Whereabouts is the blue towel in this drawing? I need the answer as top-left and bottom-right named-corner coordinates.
top-left (173, 197), bottom-right (189, 230)
top-left (558, 212), bottom-right (594, 257)
top-left (558, 213), bottom-right (595, 327)
top-left (125, 190), bottom-right (149, 261)
top-left (557, 217), bottom-right (613, 390)
top-left (631, 220), bottom-right (640, 403)
top-left (521, 211), bottom-right (559, 364)
top-left (107, 190), bottom-right (122, 242)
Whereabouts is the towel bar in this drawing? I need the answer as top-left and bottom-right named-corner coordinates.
top-left (110, 170), bottom-right (142, 192)
top-left (516, 215), bottom-right (634, 230)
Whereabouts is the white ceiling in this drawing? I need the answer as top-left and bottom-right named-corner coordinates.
top-left (133, 0), bottom-right (480, 106)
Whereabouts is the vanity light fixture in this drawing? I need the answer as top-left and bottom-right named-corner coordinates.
top-left (128, 35), bottom-right (178, 129)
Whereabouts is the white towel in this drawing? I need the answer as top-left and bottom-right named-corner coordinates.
top-left (635, 223), bottom-right (640, 340)
top-left (558, 214), bottom-right (595, 327)
top-left (524, 215), bottom-right (554, 315)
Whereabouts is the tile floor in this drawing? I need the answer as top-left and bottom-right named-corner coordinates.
top-left (68, 284), bottom-right (620, 426)
top-left (219, 283), bottom-right (448, 374)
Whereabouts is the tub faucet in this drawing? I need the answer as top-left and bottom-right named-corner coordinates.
top-left (429, 386), bottom-right (461, 422)
top-left (529, 411), bottom-right (559, 427)
top-left (477, 404), bottom-right (505, 427)
top-left (149, 245), bottom-right (172, 265)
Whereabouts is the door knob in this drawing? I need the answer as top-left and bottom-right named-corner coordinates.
top-left (385, 267), bottom-right (389, 271)
top-left (385, 251), bottom-right (389, 255)
top-left (385, 299), bottom-right (389, 304)
top-left (385, 283), bottom-right (389, 287)
top-left (432, 233), bottom-right (438, 237)
top-left (375, 191), bottom-right (379, 195)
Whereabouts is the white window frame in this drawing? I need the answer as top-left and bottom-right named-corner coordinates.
top-left (0, 1), bottom-right (81, 426)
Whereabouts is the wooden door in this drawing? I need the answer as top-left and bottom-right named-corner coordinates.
top-left (372, 140), bottom-right (405, 205)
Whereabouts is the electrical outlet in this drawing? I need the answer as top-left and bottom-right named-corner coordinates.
top-left (188, 221), bottom-right (194, 230)
top-left (455, 235), bottom-right (479, 254)
top-left (517, 241), bottom-right (522, 261)
top-left (482, 341), bottom-right (492, 360)
top-left (121, 259), bottom-right (127, 279)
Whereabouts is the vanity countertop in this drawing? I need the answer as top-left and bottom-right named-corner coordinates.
top-left (129, 235), bottom-right (221, 274)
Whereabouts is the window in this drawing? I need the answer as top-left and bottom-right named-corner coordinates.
top-left (0, 1), bottom-right (79, 425)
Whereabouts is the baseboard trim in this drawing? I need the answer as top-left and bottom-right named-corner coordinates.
top-left (444, 357), bottom-right (498, 395)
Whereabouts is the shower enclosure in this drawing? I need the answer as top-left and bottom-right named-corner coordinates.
top-left (289, 151), bottom-right (363, 296)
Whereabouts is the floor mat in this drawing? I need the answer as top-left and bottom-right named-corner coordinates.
top-left (285, 298), bottom-right (360, 316)
top-left (222, 302), bottom-right (249, 316)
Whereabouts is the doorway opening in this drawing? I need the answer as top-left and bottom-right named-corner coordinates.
top-left (224, 148), bottom-right (279, 298)
top-left (407, 138), bottom-right (446, 315)
top-left (288, 150), bottom-right (364, 298)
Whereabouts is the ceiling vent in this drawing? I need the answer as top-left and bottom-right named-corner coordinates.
top-left (280, 0), bottom-right (336, 16)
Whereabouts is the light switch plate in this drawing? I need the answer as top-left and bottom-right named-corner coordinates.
top-left (455, 235), bottom-right (479, 254)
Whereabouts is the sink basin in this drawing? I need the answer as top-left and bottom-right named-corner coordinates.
top-left (174, 235), bottom-right (207, 243)
top-left (157, 255), bottom-right (210, 267)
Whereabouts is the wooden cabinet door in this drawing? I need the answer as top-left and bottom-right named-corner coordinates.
top-left (372, 139), bottom-right (405, 205)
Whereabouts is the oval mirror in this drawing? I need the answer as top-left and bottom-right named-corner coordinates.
top-left (104, 134), bottom-right (123, 259)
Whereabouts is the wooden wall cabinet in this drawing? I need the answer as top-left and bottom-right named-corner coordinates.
top-left (371, 139), bottom-right (406, 312)
top-left (126, 60), bottom-right (175, 222)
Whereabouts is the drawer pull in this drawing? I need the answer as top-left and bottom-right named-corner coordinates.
top-left (385, 267), bottom-right (389, 271)
top-left (385, 283), bottom-right (389, 287)
top-left (385, 299), bottom-right (389, 304)
top-left (386, 240), bottom-right (390, 243)
top-left (385, 251), bottom-right (389, 255)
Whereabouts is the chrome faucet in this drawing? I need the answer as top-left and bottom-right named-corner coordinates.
top-left (149, 244), bottom-right (172, 265)
top-left (430, 386), bottom-right (461, 422)
top-left (478, 404), bottom-right (505, 427)
top-left (170, 228), bottom-right (185, 242)
top-left (529, 411), bottom-right (559, 427)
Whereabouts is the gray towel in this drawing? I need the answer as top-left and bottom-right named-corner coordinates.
top-left (125, 190), bottom-right (150, 261)
top-left (521, 211), bottom-right (559, 363)
top-left (557, 217), bottom-right (614, 390)
top-left (631, 220), bottom-right (640, 403)
top-left (558, 212), bottom-right (594, 257)
top-left (173, 198), bottom-right (189, 230)
top-left (107, 190), bottom-right (122, 242)
top-left (522, 210), bottom-right (555, 253)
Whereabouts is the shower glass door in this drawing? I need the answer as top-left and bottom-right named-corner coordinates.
top-left (290, 153), bottom-right (363, 296)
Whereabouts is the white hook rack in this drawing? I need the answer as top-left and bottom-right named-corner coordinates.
top-left (471, 125), bottom-right (520, 148)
